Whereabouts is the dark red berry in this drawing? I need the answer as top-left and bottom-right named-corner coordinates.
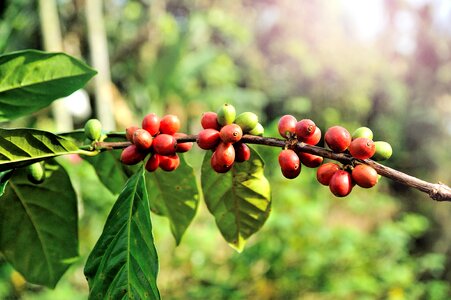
top-left (298, 152), bottom-right (323, 168)
top-left (220, 124), bottom-right (243, 143)
top-left (145, 154), bottom-right (160, 172)
top-left (142, 113), bottom-right (160, 136)
top-left (325, 126), bottom-right (351, 152)
top-left (329, 170), bottom-right (353, 197)
top-left (153, 134), bottom-right (177, 156)
top-left (201, 112), bottom-right (220, 130)
top-left (316, 163), bottom-right (341, 186)
top-left (121, 145), bottom-right (147, 165)
top-left (133, 129), bottom-right (153, 150)
top-left (352, 164), bottom-right (378, 188)
top-left (295, 119), bottom-right (316, 140)
top-left (278, 115), bottom-right (297, 138)
top-left (211, 151), bottom-right (233, 173)
top-left (159, 154), bottom-right (180, 171)
top-left (349, 137), bottom-right (376, 160)
top-left (234, 143), bottom-right (251, 162)
top-left (303, 127), bottom-right (322, 145)
top-left (278, 149), bottom-right (301, 179)
top-left (197, 129), bottom-right (220, 150)
top-left (213, 142), bottom-right (235, 169)
top-left (159, 114), bottom-right (180, 135)
top-left (174, 133), bottom-right (193, 153)
top-left (125, 125), bottom-right (139, 142)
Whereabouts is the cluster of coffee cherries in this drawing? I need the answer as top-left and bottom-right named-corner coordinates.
top-left (121, 114), bottom-right (193, 172)
top-left (197, 104), bottom-right (263, 173)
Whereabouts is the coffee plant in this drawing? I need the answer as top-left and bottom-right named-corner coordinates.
top-left (0, 50), bottom-right (450, 299)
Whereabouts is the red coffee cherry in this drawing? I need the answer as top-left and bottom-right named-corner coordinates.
top-left (133, 129), bottom-right (153, 150)
top-left (142, 113), bottom-right (160, 136)
top-left (159, 154), bottom-right (180, 171)
top-left (121, 145), bottom-right (147, 165)
top-left (174, 133), bottom-right (193, 153)
top-left (201, 112), bottom-right (220, 130)
top-left (329, 170), bottom-right (353, 197)
top-left (159, 114), bottom-right (180, 135)
top-left (153, 134), bottom-right (177, 156)
top-left (325, 126), bottom-right (351, 152)
top-left (298, 152), bottom-right (323, 168)
top-left (303, 127), bottom-right (322, 145)
top-left (145, 154), bottom-right (160, 172)
top-left (278, 149), bottom-right (301, 179)
top-left (278, 115), bottom-right (297, 138)
top-left (211, 151), bottom-right (233, 173)
top-left (349, 137), bottom-right (376, 160)
top-left (220, 124), bottom-right (243, 143)
top-left (352, 164), bottom-right (378, 188)
top-left (295, 119), bottom-right (316, 140)
top-left (213, 142), bottom-right (235, 169)
top-left (316, 163), bottom-right (340, 186)
top-left (197, 129), bottom-right (220, 150)
top-left (234, 142), bottom-right (251, 162)
top-left (125, 125), bottom-right (139, 142)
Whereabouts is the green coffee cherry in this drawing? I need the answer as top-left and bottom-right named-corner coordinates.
top-left (27, 162), bottom-right (45, 184)
top-left (84, 119), bottom-right (102, 141)
top-left (352, 127), bottom-right (373, 140)
top-left (217, 104), bottom-right (236, 126)
top-left (372, 141), bottom-right (393, 161)
top-left (234, 112), bottom-right (259, 133)
top-left (248, 123), bottom-right (264, 136)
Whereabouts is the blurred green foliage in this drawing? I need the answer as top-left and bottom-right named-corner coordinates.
top-left (1, 0), bottom-right (451, 299)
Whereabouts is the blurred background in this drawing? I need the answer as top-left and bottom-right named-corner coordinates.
top-left (1, 0), bottom-right (451, 299)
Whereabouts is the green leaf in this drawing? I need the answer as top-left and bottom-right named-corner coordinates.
top-left (0, 50), bottom-right (97, 121)
top-left (0, 128), bottom-right (83, 171)
top-left (84, 168), bottom-right (160, 300)
top-left (0, 169), bottom-right (13, 197)
top-left (147, 154), bottom-right (199, 245)
top-left (0, 160), bottom-right (78, 288)
top-left (201, 146), bottom-right (271, 252)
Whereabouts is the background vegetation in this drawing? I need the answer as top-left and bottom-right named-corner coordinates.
top-left (1, 0), bottom-right (451, 299)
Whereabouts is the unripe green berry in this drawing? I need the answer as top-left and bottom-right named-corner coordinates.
top-left (217, 104), bottom-right (236, 126)
top-left (234, 112), bottom-right (258, 133)
top-left (27, 162), bottom-right (45, 184)
top-left (352, 127), bottom-right (373, 140)
top-left (248, 123), bottom-right (264, 136)
top-left (372, 141), bottom-right (393, 161)
top-left (84, 119), bottom-right (102, 141)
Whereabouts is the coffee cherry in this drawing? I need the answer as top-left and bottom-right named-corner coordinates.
top-left (352, 164), bottom-right (378, 188)
top-left (213, 142), bottom-right (235, 168)
top-left (303, 127), bottom-right (321, 145)
top-left (153, 134), bottom-right (177, 156)
top-left (27, 162), bottom-right (45, 184)
top-left (133, 129), bottom-right (153, 150)
top-left (348, 137), bottom-right (375, 160)
top-left (295, 119), bottom-right (316, 140)
top-left (121, 145), bottom-right (147, 165)
top-left (159, 154), bottom-right (180, 171)
top-left (372, 141), bottom-right (393, 161)
top-left (298, 152), bottom-right (323, 168)
top-left (329, 170), bottom-right (353, 197)
top-left (84, 119), bottom-right (102, 141)
top-left (278, 149), bottom-right (301, 179)
top-left (174, 133), bottom-right (193, 153)
top-left (325, 126), bottom-right (351, 152)
top-left (248, 123), bottom-right (264, 136)
top-left (197, 129), bottom-right (220, 150)
top-left (352, 127), bottom-right (373, 140)
top-left (217, 103), bottom-right (236, 126)
top-left (278, 115), bottom-right (297, 138)
top-left (220, 124), bottom-right (243, 143)
top-left (201, 112), bottom-right (220, 130)
top-left (125, 126), bottom-right (139, 142)
top-left (235, 112), bottom-right (259, 133)
top-left (142, 113), bottom-right (160, 136)
top-left (234, 142), bottom-right (251, 162)
top-left (316, 163), bottom-right (340, 186)
top-left (145, 154), bottom-right (160, 172)
top-left (160, 114), bottom-right (180, 135)
top-left (211, 151), bottom-right (233, 173)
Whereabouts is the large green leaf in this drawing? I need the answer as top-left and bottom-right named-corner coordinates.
top-left (147, 154), bottom-right (199, 245)
top-left (0, 128), bottom-right (83, 171)
top-left (84, 168), bottom-right (160, 300)
top-left (0, 160), bottom-right (78, 288)
top-left (201, 146), bottom-right (271, 252)
top-left (0, 50), bottom-right (97, 121)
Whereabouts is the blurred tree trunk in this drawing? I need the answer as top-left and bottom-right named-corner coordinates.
top-left (38, 0), bottom-right (73, 131)
top-left (85, 0), bottom-right (115, 131)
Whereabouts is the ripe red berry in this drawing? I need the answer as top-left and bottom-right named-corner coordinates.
top-left (213, 142), bottom-right (235, 168)
top-left (133, 129), bottom-right (153, 150)
top-left (278, 149), bottom-right (301, 179)
top-left (329, 170), bottom-right (353, 197)
top-left (220, 124), bottom-right (243, 143)
top-left (174, 133), bottom-right (193, 153)
top-left (295, 119), bottom-right (316, 140)
top-left (298, 152), bottom-right (323, 168)
top-left (278, 115), bottom-right (297, 138)
top-left (303, 127), bottom-right (322, 145)
top-left (159, 154), bottom-right (180, 171)
top-left (211, 151), bottom-right (233, 173)
top-left (352, 164), bottom-right (378, 188)
top-left (234, 142), bottom-right (251, 162)
top-left (197, 129), bottom-right (220, 150)
top-left (142, 113), bottom-right (160, 136)
top-left (348, 137), bottom-right (376, 160)
top-left (125, 125), bottom-right (139, 142)
top-left (145, 154), bottom-right (160, 172)
top-left (120, 145), bottom-right (147, 165)
top-left (201, 112), bottom-right (220, 130)
top-left (316, 163), bottom-right (341, 186)
top-left (325, 126), bottom-right (351, 152)
top-left (159, 114), bottom-right (180, 135)
top-left (153, 134), bottom-right (177, 156)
